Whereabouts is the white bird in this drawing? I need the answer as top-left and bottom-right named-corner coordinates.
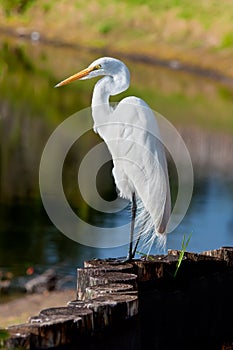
top-left (55, 57), bottom-right (171, 260)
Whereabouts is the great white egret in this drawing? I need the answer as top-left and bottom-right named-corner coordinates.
top-left (55, 57), bottom-right (171, 260)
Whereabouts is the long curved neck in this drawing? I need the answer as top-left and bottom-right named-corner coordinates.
top-left (91, 77), bottom-right (112, 133)
top-left (91, 67), bottom-right (130, 133)
top-left (92, 76), bottom-right (112, 108)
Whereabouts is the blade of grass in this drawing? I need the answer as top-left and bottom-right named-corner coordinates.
top-left (174, 233), bottom-right (192, 278)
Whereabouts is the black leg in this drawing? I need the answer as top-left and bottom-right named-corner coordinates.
top-left (132, 231), bottom-right (140, 259)
top-left (127, 192), bottom-right (136, 261)
top-left (131, 216), bottom-right (146, 258)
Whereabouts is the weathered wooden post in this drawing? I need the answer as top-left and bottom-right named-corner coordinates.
top-left (4, 247), bottom-right (233, 350)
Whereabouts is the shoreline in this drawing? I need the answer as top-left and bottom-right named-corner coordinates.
top-left (0, 289), bottom-right (76, 328)
top-left (1, 24), bottom-right (233, 87)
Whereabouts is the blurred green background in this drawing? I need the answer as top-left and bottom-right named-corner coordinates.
top-left (0, 1), bottom-right (233, 280)
top-left (1, 0), bottom-right (233, 78)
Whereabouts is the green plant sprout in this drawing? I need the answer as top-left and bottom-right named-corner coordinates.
top-left (174, 233), bottom-right (192, 278)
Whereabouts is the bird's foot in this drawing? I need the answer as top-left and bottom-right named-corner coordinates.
top-left (124, 251), bottom-right (136, 263)
top-left (121, 258), bottom-right (133, 263)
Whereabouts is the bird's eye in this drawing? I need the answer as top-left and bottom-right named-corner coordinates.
top-left (93, 64), bottom-right (101, 70)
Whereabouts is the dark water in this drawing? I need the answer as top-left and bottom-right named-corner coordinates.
top-left (0, 35), bottom-right (233, 282)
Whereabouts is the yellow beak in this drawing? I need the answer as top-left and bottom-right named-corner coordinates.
top-left (55, 66), bottom-right (95, 88)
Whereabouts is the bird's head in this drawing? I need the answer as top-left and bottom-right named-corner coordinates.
top-left (55, 57), bottom-right (130, 89)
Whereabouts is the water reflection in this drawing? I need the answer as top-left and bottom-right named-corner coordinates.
top-left (0, 35), bottom-right (233, 277)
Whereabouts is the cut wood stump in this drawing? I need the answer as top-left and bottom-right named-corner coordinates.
top-left (85, 282), bottom-right (136, 299)
top-left (132, 255), bottom-right (179, 282)
top-left (201, 246), bottom-right (233, 266)
top-left (84, 259), bottom-right (133, 272)
top-left (4, 246), bottom-right (233, 350)
top-left (77, 267), bottom-right (137, 300)
top-left (7, 316), bottom-right (82, 349)
top-left (68, 293), bottom-right (138, 330)
top-left (38, 306), bottom-right (94, 333)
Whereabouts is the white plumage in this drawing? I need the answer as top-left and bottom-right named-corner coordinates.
top-left (55, 57), bottom-right (171, 259)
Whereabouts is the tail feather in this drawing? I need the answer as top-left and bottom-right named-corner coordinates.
top-left (134, 196), bottom-right (167, 256)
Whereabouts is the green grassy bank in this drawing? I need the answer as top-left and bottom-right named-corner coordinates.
top-left (1, 0), bottom-right (233, 80)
